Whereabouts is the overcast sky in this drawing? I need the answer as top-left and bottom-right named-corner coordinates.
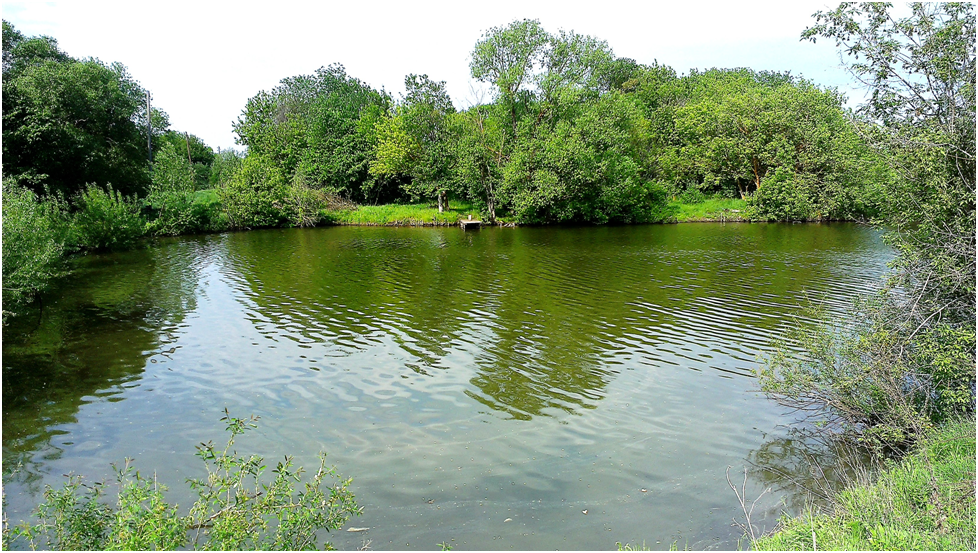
top-left (3, 0), bottom-right (861, 151)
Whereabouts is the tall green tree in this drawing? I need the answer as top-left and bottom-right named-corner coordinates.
top-left (233, 64), bottom-right (394, 203)
top-left (451, 102), bottom-right (508, 222)
top-left (500, 89), bottom-right (666, 224)
top-left (537, 29), bottom-right (615, 102)
top-left (470, 19), bottom-right (549, 106)
top-left (2, 21), bottom-right (164, 197)
top-left (371, 74), bottom-right (457, 210)
top-left (465, 20), bottom-right (668, 224)
top-left (804, 2), bottom-right (976, 323)
top-left (469, 19), bottom-right (616, 128)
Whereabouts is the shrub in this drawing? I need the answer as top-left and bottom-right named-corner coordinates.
top-left (218, 155), bottom-right (290, 230)
top-left (5, 411), bottom-right (361, 550)
top-left (1, 179), bottom-right (70, 322)
top-left (193, 189), bottom-right (230, 231)
top-left (754, 419), bottom-right (976, 551)
top-left (676, 187), bottom-right (707, 205)
top-left (69, 184), bottom-right (145, 251)
top-left (281, 175), bottom-right (331, 228)
top-left (746, 167), bottom-right (816, 221)
top-left (757, 295), bottom-right (976, 451)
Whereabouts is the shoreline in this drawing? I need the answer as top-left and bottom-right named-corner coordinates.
top-left (160, 216), bottom-right (869, 236)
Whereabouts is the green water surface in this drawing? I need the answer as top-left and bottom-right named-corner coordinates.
top-left (2, 223), bottom-right (890, 550)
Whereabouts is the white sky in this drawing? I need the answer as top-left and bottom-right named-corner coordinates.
top-left (2, 0), bottom-right (861, 151)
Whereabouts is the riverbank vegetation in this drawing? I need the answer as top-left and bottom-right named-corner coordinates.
top-left (755, 419), bottom-right (976, 551)
top-left (757, 0), bottom-right (975, 453)
top-left (329, 200), bottom-right (480, 226)
top-left (754, 3), bottom-right (975, 549)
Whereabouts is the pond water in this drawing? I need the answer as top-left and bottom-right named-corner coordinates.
top-left (2, 223), bottom-right (891, 550)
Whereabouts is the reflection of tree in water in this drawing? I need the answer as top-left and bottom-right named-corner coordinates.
top-left (222, 227), bottom-right (483, 364)
top-left (222, 227), bottom-right (617, 420)
top-left (465, 356), bottom-right (611, 420)
top-left (746, 427), bottom-right (876, 515)
top-left (2, 237), bottom-right (211, 488)
top-left (462, 228), bottom-right (639, 420)
top-left (219, 224), bottom-right (886, 422)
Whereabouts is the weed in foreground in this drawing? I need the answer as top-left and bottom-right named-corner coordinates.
top-left (4, 409), bottom-right (361, 550)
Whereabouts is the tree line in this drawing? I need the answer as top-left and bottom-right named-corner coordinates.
top-left (4, 18), bottom-right (887, 228)
top-left (232, 19), bottom-right (887, 224)
top-left (2, 17), bottom-right (892, 321)
top-left (2, 8), bottom-right (969, 335)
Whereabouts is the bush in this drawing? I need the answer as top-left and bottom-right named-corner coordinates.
top-left (1, 179), bottom-right (70, 322)
top-left (281, 175), bottom-right (331, 228)
top-left (4, 411), bottom-right (361, 550)
top-left (218, 155), bottom-right (290, 230)
top-left (69, 184), bottom-right (145, 251)
top-left (675, 187), bottom-right (707, 205)
top-left (193, 189), bottom-right (230, 231)
top-left (757, 295), bottom-right (976, 451)
top-left (747, 167), bottom-right (817, 221)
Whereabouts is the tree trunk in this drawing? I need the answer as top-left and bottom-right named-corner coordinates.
top-left (752, 157), bottom-right (762, 190)
top-left (437, 191), bottom-right (444, 213)
top-left (185, 131), bottom-right (193, 166)
top-left (486, 196), bottom-right (496, 224)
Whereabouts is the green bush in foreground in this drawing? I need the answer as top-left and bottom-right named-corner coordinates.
top-left (3, 411), bottom-right (361, 550)
top-left (755, 419), bottom-right (976, 551)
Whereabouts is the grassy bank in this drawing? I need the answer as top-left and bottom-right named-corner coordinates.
top-left (669, 198), bottom-right (747, 222)
top-left (328, 201), bottom-right (482, 226)
top-left (755, 419), bottom-right (976, 551)
top-left (327, 199), bottom-right (752, 226)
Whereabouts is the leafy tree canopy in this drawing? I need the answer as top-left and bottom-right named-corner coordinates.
top-left (2, 20), bottom-right (166, 198)
top-left (233, 63), bottom-right (394, 203)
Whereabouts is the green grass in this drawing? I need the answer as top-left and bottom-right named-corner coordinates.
top-left (331, 199), bottom-right (748, 226)
top-left (328, 201), bottom-right (480, 226)
top-left (192, 188), bottom-right (221, 207)
top-left (755, 419), bottom-right (976, 551)
top-left (669, 198), bottom-right (747, 222)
